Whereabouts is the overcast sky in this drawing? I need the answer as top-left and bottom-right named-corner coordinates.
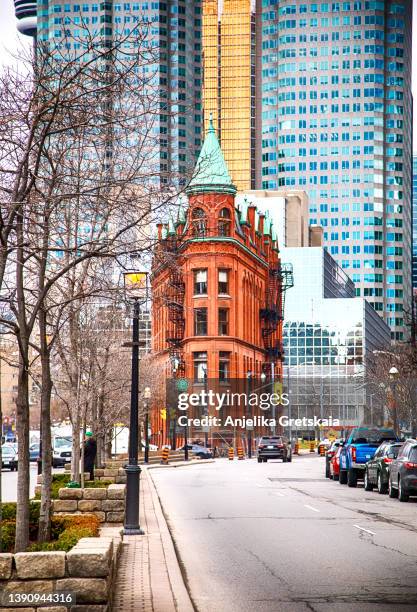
top-left (0, 1), bottom-right (416, 149)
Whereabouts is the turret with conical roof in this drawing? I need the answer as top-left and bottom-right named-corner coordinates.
top-left (185, 115), bottom-right (237, 196)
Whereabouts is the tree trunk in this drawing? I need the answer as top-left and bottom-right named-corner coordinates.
top-left (15, 354), bottom-right (30, 552)
top-left (38, 311), bottom-right (53, 542)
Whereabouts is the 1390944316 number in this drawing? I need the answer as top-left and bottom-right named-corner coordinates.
top-left (2, 591), bottom-right (76, 606)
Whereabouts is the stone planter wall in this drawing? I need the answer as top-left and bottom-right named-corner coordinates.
top-left (0, 526), bottom-right (122, 611)
top-left (52, 484), bottom-right (126, 523)
top-left (63, 465), bottom-right (127, 484)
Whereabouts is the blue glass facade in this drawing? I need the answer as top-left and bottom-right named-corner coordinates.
top-left (413, 155), bottom-right (417, 290)
top-left (36, 0), bottom-right (202, 184)
top-left (261, 0), bottom-right (412, 341)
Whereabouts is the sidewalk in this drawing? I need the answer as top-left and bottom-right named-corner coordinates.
top-left (112, 468), bottom-right (194, 612)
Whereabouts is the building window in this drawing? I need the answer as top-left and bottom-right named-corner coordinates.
top-left (218, 308), bottom-right (229, 335)
top-left (193, 352), bottom-right (207, 382)
top-left (219, 352), bottom-right (230, 382)
top-left (218, 207), bottom-right (231, 236)
top-left (194, 308), bottom-right (207, 336)
top-left (218, 269), bottom-right (229, 294)
top-left (192, 207), bottom-right (207, 237)
top-left (194, 269), bottom-right (207, 295)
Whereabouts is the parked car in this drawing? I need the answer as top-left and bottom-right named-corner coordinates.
top-left (325, 439), bottom-right (344, 478)
top-left (178, 444), bottom-right (213, 459)
top-left (388, 439), bottom-right (417, 502)
top-left (1, 444), bottom-right (18, 471)
top-left (364, 441), bottom-right (402, 494)
top-left (29, 443), bottom-right (40, 462)
top-left (329, 446), bottom-right (343, 481)
top-left (257, 436), bottom-right (292, 463)
top-left (339, 427), bottom-right (399, 487)
top-left (52, 435), bottom-right (72, 468)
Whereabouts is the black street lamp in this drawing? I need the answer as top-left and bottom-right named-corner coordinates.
top-left (246, 370), bottom-right (253, 458)
top-left (143, 386), bottom-right (151, 464)
top-left (389, 366), bottom-right (399, 435)
top-left (123, 271), bottom-right (148, 536)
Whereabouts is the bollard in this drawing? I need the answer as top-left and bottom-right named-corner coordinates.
top-left (309, 441), bottom-right (315, 453)
top-left (228, 447), bottom-right (234, 460)
top-left (237, 447), bottom-right (245, 460)
top-left (161, 447), bottom-right (169, 465)
top-left (319, 444), bottom-right (325, 456)
top-left (294, 442), bottom-right (299, 455)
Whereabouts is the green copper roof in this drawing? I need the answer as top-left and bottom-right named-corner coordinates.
top-left (185, 116), bottom-right (237, 196)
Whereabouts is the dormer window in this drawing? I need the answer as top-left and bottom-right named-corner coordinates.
top-left (218, 207), bottom-right (231, 236)
top-left (192, 207), bottom-right (207, 237)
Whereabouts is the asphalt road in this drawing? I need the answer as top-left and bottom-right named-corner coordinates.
top-left (150, 454), bottom-right (417, 612)
top-left (1, 463), bottom-right (40, 501)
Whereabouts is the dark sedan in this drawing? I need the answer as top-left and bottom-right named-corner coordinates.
top-left (364, 441), bottom-right (402, 494)
top-left (178, 444), bottom-right (213, 459)
top-left (388, 439), bottom-right (417, 502)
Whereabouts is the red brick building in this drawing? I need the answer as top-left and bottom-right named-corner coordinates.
top-left (151, 121), bottom-right (289, 448)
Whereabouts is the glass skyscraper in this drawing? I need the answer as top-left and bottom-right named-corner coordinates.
top-left (32, 0), bottom-right (203, 183)
top-left (202, 0), bottom-right (258, 191)
top-left (261, 0), bottom-right (412, 341)
top-left (413, 154), bottom-right (417, 290)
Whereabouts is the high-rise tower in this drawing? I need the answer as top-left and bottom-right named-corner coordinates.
top-left (202, 0), bottom-right (259, 191)
top-left (261, 0), bottom-right (413, 341)
top-left (21, 0), bottom-right (202, 184)
top-left (13, 0), bottom-right (37, 37)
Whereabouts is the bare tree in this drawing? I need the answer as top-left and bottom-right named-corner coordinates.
top-left (0, 21), bottom-right (183, 550)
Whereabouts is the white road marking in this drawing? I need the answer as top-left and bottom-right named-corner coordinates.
top-left (353, 524), bottom-right (376, 536)
top-left (304, 504), bottom-right (320, 513)
top-left (273, 492), bottom-right (285, 497)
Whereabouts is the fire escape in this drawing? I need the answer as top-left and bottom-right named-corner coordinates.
top-left (162, 238), bottom-right (186, 377)
top-left (260, 262), bottom-right (294, 374)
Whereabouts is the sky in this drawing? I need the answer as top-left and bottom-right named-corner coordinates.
top-left (0, 1), bottom-right (416, 148)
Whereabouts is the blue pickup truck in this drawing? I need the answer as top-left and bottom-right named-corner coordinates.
top-left (339, 427), bottom-right (399, 487)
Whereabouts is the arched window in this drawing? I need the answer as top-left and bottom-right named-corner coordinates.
top-left (218, 207), bottom-right (231, 236)
top-left (192, 207), bottom-right (207, 237)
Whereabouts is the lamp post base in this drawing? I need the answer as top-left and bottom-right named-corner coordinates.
top-left (123, 527), bottom-right (145, 536)
top-left (124, 463), bottom-right (144, 536)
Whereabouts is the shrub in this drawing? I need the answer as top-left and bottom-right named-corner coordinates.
top-left (0, 501), bottom-right (40, 522)
top-left (0, 521), bottom-right (16, 553)
top-left (29, 514), bottom-right (100, 552)
top-left (85, 479), bottom-right (112, 489)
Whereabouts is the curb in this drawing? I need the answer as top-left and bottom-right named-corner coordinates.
top-left (145, 459), bottom-right (215, 470)
top-left (146, 470), bottom-right (195, 612)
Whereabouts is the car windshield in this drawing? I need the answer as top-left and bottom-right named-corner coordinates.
top-left (352, 429), bottom-right (396, 444)
top-left (1, 446), bottom-right (15, 456)
top-left (409, 447), bottom-right (417, 462)
top-left (54, 437), bottom-right (72, 448)
top-left (386, 445), bottom-right (401, 458)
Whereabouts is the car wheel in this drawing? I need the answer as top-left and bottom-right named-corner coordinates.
top-left (388, 477), bottom-right (398, 498)
top-left (377, 471), bottom-right (387, 495)
top-left (333, 472), bottom-right (339, 482)
top-left (325, 462), bottom-right (330, 478)
top-left (263, 458), bottom-right (267, 463)
top-left (339, 470), bottom-right (347, 485)
top-left (398, 477), bottom-right (409, 502)
top-left (347, 469), bottom-right (357, 488)
top-left (257, 457), bottom-right (262, 463)
top-left (282, 455), bottom-right (287, 463)
top-left (364, 469), bottom-right (373, 491)
top-left (287, 454), bottom-right (292, 463)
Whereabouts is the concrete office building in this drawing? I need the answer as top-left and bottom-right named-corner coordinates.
top-left (261, 0), bottom-right (413, 341)
top-left (17, 0), bottom-right (203, 184)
